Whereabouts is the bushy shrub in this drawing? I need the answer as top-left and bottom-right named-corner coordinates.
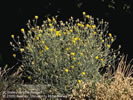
top-left (10, 12), bottom-right (120, 95)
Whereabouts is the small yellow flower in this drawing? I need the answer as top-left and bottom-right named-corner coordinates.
top-left (80, 53), bottom-right (83, 56)
top-left (38, 68), bottom-right (41, 72)
top-left (36, 37), bottom-right (39, 40)
top-left (107, 44), bottom-right (111, 48)
top-left (45, 45), bottom-right (49, 50)
top-left (95, 56), bottom-right (99, 59)
top-left (13, 54), bottom-right (16, 58)
top-left (111, 38), bottom-right (114, 42)
top-left (77, 23), bottom-right (81, 26)
top-left (70, 16), bottom-right (73, 19)
top-left (109, 33), bottom-right (112, 37)
top-left (11, 34), bottom-right (14, 38)
top-left (71, 65), bottom-right (75, 69)
top-left (35, 16), bottom-right (38, 19)
top-left (82, 72), bottom-right (86, 75)
top-left (73, 57), bottom-right (76, 60)
top-left (32, 27), bottom-right (35, 30)
top-left (65, 68), bottom-right (69, 72)
top-left (74, 37), bottom-right (80, 41)
top-left (49, 24), bottom-right (52, 27)
top-left (63, 32), bottom-right (66, 35)
top-left (49, 28), bottom-right (55, 32)
top-left (77, 62), bottom-right (80, 65)
top-left (39, 30), bottom-right (43, 33)
top-left (56, 31), bottom-right (61, 36)
top-left (78, 80), bottom-right (82, 83)
top-left (41, 41), bottom-right (45, 44)
top-left (27, 76), bottom-right (31, 80)
top-left (36, 26), bottom-right (40, 29)
top-left (39, 50), bottom-right (43, 54)
top-left (93, 31), bottom-right (96, 35)
top-left (102, 40), bottom-right (104, 43)
top-left (82, 11), bottom-right (86, 15)
top-left (48, 18), bottom-right (51, 22)
top-left (38, 34), bottom-right (42, 37)
top-left (81, 24), bottom-right (84, 28)
top-left (92, 25), bottom-right (96, 29)
top-left (102, 63), bottom-right (105, 67)
top-left (73, 40), bottom-right (76, 44)
top-left (70, 29), bottom-right (73, 32)
top-left (71, 52), bottom-right (75, 56)
top-left (66, 48), bottom-right (70, 51)
top-left (100, 58), bottom-right (104, 61)
top-left (86, 24), bottom-right (91, 28)
top-left (32, 61), bottom-right (35, 65)
top-left (21, 28), bottom-right (25, 32)
top-left (52, 17), bottom-right (56, 22)
top-left (28, 30), bottom-right (31, 33)
top-left (20, 48), bottom-right (24, 52)
top-left (86, 15), bottom-right (90, 18)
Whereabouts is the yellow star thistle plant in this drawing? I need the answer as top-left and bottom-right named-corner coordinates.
top-left (10, 12), bottom-right (121, 95)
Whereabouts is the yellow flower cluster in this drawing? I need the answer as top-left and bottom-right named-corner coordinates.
top-left (77, 23), bottom-right (84, 28)
top-left (86, 15), bottom-right (90, 19)
top-left (49, 28), bottom-right (56, 32)
top-left (86, 24), bottom-right (91, 28)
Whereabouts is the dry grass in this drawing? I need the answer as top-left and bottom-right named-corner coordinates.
top-left (71, 55), bottom-right (133, 100)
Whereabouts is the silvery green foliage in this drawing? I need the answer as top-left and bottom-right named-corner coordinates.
top-left (11, 13), bottom-right (120, 95)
